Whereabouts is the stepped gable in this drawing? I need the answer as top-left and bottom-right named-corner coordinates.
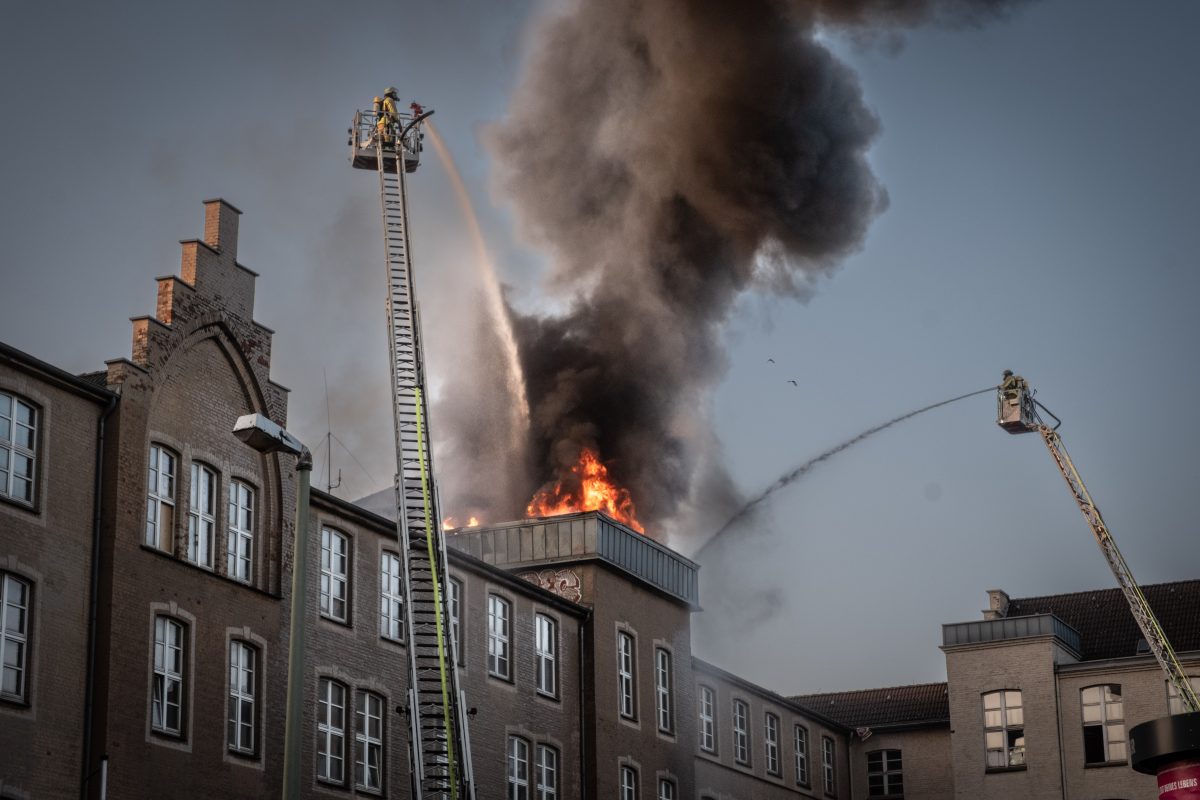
top-left (791, 682), bottom-right (950, 730)
top-left (103, 198), bottom-right (288, 423)
top-left (1007, 579), bottom-right (1200, 661)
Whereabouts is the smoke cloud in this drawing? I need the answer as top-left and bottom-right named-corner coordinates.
top-left (437, 0), bottom-right (1028, 536)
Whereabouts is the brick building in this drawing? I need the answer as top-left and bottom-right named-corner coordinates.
top-left (0, 198), bottom-right (1197, 799)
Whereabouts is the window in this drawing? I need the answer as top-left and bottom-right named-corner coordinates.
top-left (794, 724), bottom-right (810, 786)
top-left (822, 736), bottom-right (836, 795)
top-left (317, 678), bottom-right (347, 783)
top-left (380, 551), bottom-right (404, 642)
top-left (1082, 685), bottom-right (1126, 764)
top-left (733, 699), bottom-right (750, 764)
top-left (535, 614), bottom-right (557, 697)
top-left (1167, 677), bottom-right (1200, 715)
top-left (320, 528), bottom-right (349, 623)
top-left (765, 712), bottom-right (780, 775)
top-left (146, 445), bottom-right (176, 550)
top-left (655, 648), bottom-right (673, 733)
top-left (535, 743), bottom-right (558, 800)
top-left (867, 750), bottom-right (903, 797)
top-left (657, 778), bottom-right (676, 800)
top-left (227, 641), bottom-right (256, 755)
top-left (355, 690), bottom-right (384, 792)
top-left (0, 392), bottom-right (36, 504)
top-left (151, 616), bottom-right (186, 736)
top-left (187, 463), bottom-right (216, 567)
top-left (507, 736), bottom-right (529, 800)
top-left (620, 765), bottom-right (639, 800)
top-left (449, 576), bottom-right (463, 662)
top-left (0, 573), bottom-right (30, 703)
top-left (227, 481), bottom-right (254, 582)
top-left (983, 690), bottom-right (1025, 768)
top-left (618, 631), bottom-right (636, 719)
top-left (488, 594), bottom-right (511, 679)
top-left (698, 686), bottom-right (716, 752)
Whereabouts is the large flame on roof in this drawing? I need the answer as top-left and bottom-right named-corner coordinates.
top-left (525, 447), bottom-right (644, 533)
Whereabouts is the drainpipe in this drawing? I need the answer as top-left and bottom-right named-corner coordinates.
top-left (82, 392), bottom-right (117, 800)
top-left (579, 608), bottom-right (593, 800)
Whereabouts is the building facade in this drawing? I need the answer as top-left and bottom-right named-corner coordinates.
top-left (0, 198), bottom-right (1196, 799)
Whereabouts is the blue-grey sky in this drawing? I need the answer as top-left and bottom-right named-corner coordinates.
top-left (3, 0), bottom-right (1198, 694)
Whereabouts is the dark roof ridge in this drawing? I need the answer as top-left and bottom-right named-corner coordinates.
top-left (791, 680), bottom-right (948, 699)
top-left (1011, 578), bottom-right (1200, 603)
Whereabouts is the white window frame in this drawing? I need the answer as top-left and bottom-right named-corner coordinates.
top-left (228, 640), bottom-right (256, 755)
top-left (317, 677), bottom-right (347, 784)
top-left (794, 724), bottom-right (810, 786)
top-left (698, 685), bottom-right (716, 753)
top-left (867, 749), bottom-right (903, 797)
top-left (765, 712), bottom-right (780, 775)
top-left (0, 392), bottom-right (37, 505)
top-left (380, 551), bottom-right (404, 642)
top-left (655, 648), bottom-right (673, 733)
top-left (488, 594), bottom-right (511, 679)
top-left (320, 528), bottom-right (349, 623)
top-left (983, 689), bottom-right (1025, 769)
top-left (822, 735), bottom-right (837, 796)
top-left (146, 445), bottom-right (176, 550)
top-left (618, 631), bottom-right (636, 719)
top-left (1167, 677), bottom-right (1200, 715)
top-left (0, 573), bottom-right (31, 703)
top-left (535, 613), bottom-right (557, 697)
top-left (1081, 684), bottom-right (1126, 764)
top-left (733, 699), bottom-right (750, 765)
top-left (226, 480), bottom-right (254, 582)
top-left (620, 765), bottom-right (638, 800)
top-left (355, 689), bottom-right (384, 792)
top-left (657, 778), bottom-right (676, 800)
top-left (535, 743), bottom-right (558, 800)
top-left (507, 735), bottom-right (530, 800)
top-left (187, 463), bottom-right (216, 567)
top-left (449, 576), bottom-right (463, 663)
top-left (151, 616), bottom-right (186, 736)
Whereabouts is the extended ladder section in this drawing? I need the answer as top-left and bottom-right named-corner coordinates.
top-left (1037, 426), bottom-right (1199, 713)
top-left (352, 107), bottom-right (475, 799)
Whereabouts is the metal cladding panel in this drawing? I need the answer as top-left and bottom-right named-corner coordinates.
top-left (594, 518), bottom-right (699, 606)
top-left (942, 613), bottom-right (1082, 652)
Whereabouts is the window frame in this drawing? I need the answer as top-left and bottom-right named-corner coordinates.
top-left (317, 677), bottom-right (348, 785)
top-left (146, 444), bottom-right (177, 551)
top-left (380, 550), bottom-right (405, 643)
top-left (226, 479), bottom-right (254, 582)
top-left (0, 572), bottom-right (31, 704)
top-left (507, 735), bottom-right (530, 800)
top-left (1081, 684), bottom-right (1126, 765)
top-left (698, 685), bottom-right (716, 753)
top-left (1167, 676), bottom-right (1200, 715)
top-left (227, 640), bottom-right (257, 756)
top-left (765, 712), bottom-right (781, 776)
top-left (655, 647), bottom-right (674, 734)
top-left (983, 689), bottom-right (1026, 770)
top-left (620, 765), bottom-right (639, 800)
top-left (794, 724), bottom-right (810, 786)
top-left (535, 613), bottom-right (558, 698)
top-left (320, 528), bottom-right (350, 624)
top-left (733, 699), bottom-right (750, 765)
top-left (535, 743), bottom-right (558, 800)
top-left (449, 575), bottom-right (464, 664)
top-left (0, 392), bottom-right (38, 507)
top-left (657, 777), bottom-right (676, 800)
top-left (867, 749), bottom-right (903, 798)
top-left (822, 735), bottom-right (837, 796)
top-left (488, 593), bottom-right (512, 680)
top-left (187, 462), bottom-right (217, 568)
top-left (151, 615), bottom-right (187, 738)
top-left (355, 689), bottom-right (385, 793)
top-left (617, 630), bottom-right (637, 720)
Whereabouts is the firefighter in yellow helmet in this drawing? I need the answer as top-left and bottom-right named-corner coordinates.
top-left (375, 87), bottom-right (400, 147)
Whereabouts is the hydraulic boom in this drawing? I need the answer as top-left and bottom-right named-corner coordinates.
top-left (998, 377), bottom-right (1199, 714)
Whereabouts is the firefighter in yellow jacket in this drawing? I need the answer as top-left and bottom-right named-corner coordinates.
top-left (375, 87), bottom-right (400, 147)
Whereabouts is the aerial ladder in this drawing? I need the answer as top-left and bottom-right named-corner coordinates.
top-left (349, 97), bottom-right (476, 799)
top-left (998, 375), bottom-right (1199, 714)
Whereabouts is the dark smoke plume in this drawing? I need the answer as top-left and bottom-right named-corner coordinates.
top-left (438, 0), bottom-right (1028, 536)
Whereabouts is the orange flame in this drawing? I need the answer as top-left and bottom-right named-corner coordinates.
top-left (526, 447), bottom-right (644, 533)
top-left (442, 517), bottom-right (455, 531)
top-left (467, 516), bottom-right (480, 528)
top-left (443, 515), bottom-right (483, 531)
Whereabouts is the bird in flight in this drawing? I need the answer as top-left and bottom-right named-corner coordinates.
top-left (787, 380), bottom-right (798, 386)
top-left (767, 358), bottom-right (775, 364)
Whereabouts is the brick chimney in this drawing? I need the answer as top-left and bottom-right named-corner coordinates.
top-left (983, 589), bottom-right (1010, 620)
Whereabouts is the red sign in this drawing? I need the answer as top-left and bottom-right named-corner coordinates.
top-left (1159, 764), bottom-right (1200, 799)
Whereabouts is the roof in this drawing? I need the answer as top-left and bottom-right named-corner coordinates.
top-left (790, 682), bottom-right (949, 730)
top-left (1006, 579), bottom-right (1200, 661)
top-left (77, 370), bottom-right (109, 388)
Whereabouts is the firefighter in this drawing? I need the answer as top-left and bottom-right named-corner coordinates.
top-left (1000, 369), bottom-right (1028, 399)
top-left (376, 87), bottom-right (400, 147)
